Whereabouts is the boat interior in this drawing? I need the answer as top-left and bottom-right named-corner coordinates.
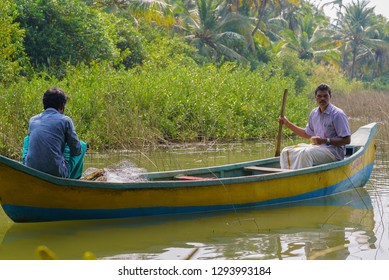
top-left (145, 144), bottom-right (362, 182)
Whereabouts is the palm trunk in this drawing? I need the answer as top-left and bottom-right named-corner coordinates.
top-left (350, 48), bottom-right (357, 80)
top-left (251, 0), bottom-right (268, 37)
top-left (371, 53), bottom-right (378, 81)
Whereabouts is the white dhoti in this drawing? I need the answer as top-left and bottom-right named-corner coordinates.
top-left (280, 143), bottom-right (336, 169)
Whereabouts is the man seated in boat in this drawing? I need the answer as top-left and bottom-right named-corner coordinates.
top-left (22, 86), bottom-right (87, 179)
top-left (278, 83), bottom-right (351, 169)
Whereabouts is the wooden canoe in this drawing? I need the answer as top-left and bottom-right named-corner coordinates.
top-left (0, 123), bottom-right (377, 223)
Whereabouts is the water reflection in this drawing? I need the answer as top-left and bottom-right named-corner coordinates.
top-left (362, 143), bottom-right (389, 260)
top-left (0, 188), bottom-right (374, 260)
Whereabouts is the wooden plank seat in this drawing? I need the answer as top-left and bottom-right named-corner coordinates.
top-left (244, 166), bottom-right (290, 173)
top-left (175, 175), bottom-right (216, 180)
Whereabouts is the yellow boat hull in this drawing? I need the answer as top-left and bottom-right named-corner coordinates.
top-left (0, 123), bottom-right (377, 222)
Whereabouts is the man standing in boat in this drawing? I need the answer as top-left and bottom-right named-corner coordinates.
top-left (22, 86), bottom-right (87, 179)
top-left (278, 83), bottom-right (351, 169)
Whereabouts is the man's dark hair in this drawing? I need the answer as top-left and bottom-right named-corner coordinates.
top-left (42, 86), bottom-right (68, 110)
top-left (314, 83), bottom-right (331, 96)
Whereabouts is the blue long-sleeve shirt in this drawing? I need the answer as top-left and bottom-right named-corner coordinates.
top-left (24, 108), bottom-right (82, 177)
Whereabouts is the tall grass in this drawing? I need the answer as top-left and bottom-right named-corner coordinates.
top-left (334, 90), bottom-right (389, 142)
top-left (0, 61), bottom-right (314, 158)
top-left (335, 90), bottom-right (389, 183)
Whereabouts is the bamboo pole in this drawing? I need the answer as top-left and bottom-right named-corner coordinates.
top-left (275, 89), bottom-right (288, 157)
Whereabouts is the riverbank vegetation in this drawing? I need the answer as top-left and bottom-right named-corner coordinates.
top-left (1, 0), bottom-right (388, 159)
top-left (335, 91), bottom-right (389, 140)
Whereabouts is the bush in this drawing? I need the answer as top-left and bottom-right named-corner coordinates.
top-left (15, 0), bottom-right (119, 77)
top-left (0, 0), bottom-right (28, 83)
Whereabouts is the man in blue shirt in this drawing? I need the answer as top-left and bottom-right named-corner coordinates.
top-left (278, 83), bottom-right (351, 169)
top-left (22, 87), bottom-right (87, 178)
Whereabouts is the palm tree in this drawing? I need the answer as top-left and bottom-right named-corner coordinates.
top-left (337, 0), bottom-right (387, 80)
top-left (321, 0), bottom-right (346, 27)
top-left (371, 16), bottom-right (389, 80)
top-left (260, 1), bottom-right (338, 65)
top-left (280, 12), bottom-right (339, 64)
top-left (127, 0), bottom-right (176, 27)
top-left (251, 0), bottom-right (300, 38)
top-left (180, 0), bottom-right (252, 63)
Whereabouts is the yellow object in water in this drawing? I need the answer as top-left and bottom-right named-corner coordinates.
top-left (35, 245), bottom-right (96, 260)
top-left (83, 251), bottom-right (97, 260)
top-left (35, 245), bottom-right (58, 260)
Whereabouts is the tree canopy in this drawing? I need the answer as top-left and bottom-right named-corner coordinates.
top-left (1, 0), bottom-right (388, 86)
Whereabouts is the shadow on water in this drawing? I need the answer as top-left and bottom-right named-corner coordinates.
top-left (0, 188), bottom-right (375, 260)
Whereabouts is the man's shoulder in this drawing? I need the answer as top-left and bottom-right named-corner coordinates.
top-left (64, 115), bottom-right (75, 124)
top-left (55, 114), bottom-right (74, 128)
top-left (329, 103), bottom-right (347, 116)
top-left (29, 112), bottom-right (43, 122)
top-left (309, 107), bottom-right (321, 117)
top-left (310, 107), bottom-right (320, 113)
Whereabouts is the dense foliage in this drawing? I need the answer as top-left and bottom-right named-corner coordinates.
top-left (0, 0), bottom-right (388, 158)
top-left (0, 59), bottom-right (313, 157)
top-left (0, 1), bottom-right (27, 83)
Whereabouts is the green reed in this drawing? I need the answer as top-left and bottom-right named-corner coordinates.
top-left (0, 60), bottom-right (331, 159)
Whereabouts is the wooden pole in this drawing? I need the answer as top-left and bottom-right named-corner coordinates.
top-left (275, 89), bottom-right (288, 157)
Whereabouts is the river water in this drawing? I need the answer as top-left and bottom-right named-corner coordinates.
top-left (0, 124), bottom-right (388, 260)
